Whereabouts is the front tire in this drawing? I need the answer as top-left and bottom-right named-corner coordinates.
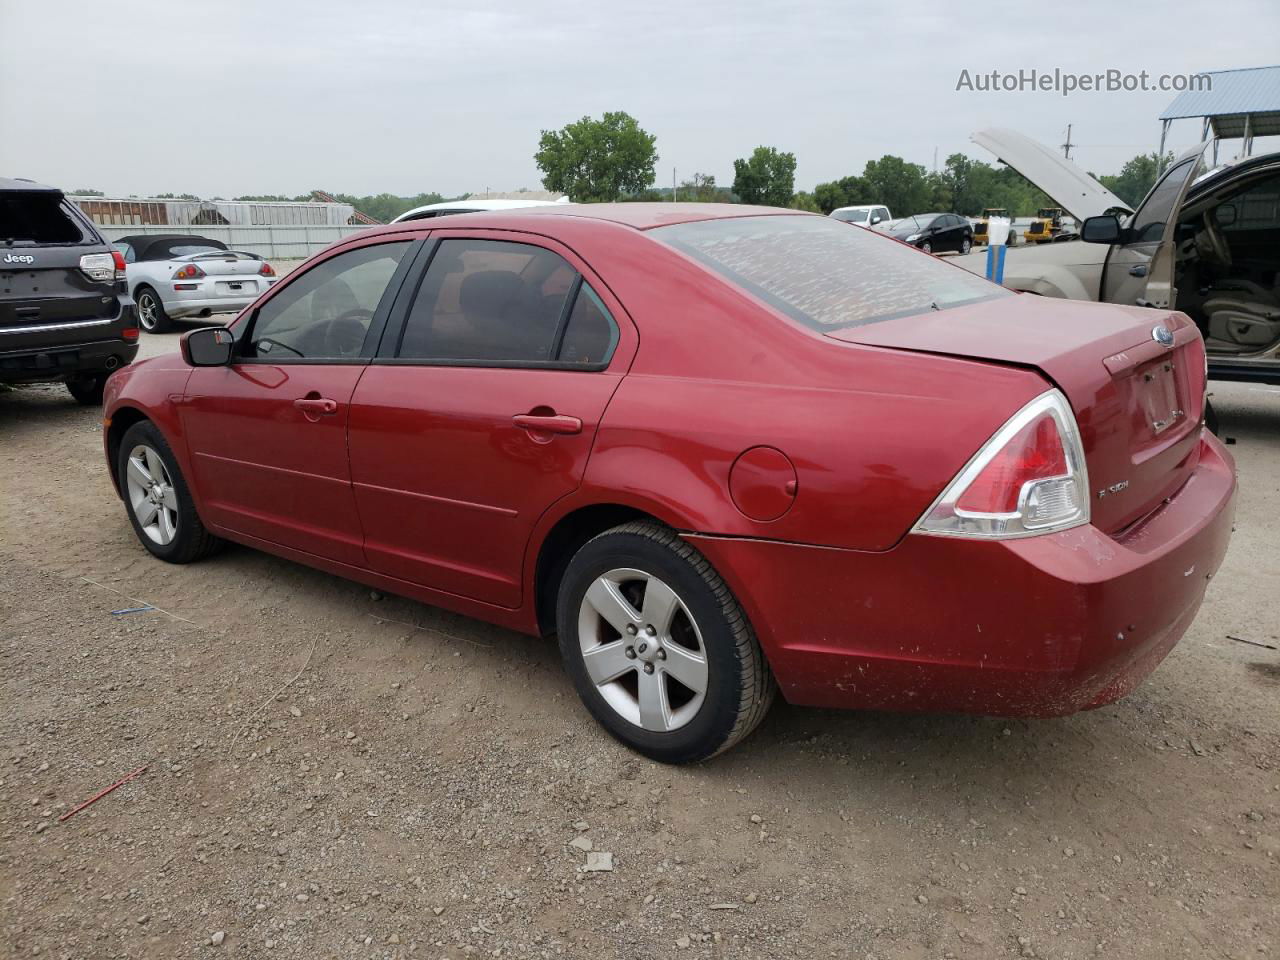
top-left (556, 521), bottom-right (775, 763)
top-left (136, 286), bottom-right (172, 333)
top-left (921, 241), bottom-right (933, 254)
top-left (117, 420), bottom-right (222, 563)
top-left (66, 372), bottom-right (108, 406)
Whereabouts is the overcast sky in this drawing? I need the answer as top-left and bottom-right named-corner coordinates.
top-left (2, 0), bottom-right (1277, 199)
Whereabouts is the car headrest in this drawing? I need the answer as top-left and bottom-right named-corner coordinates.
top-left (460, 271), bottom-right (524, 320)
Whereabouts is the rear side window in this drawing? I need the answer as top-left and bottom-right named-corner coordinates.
top-left (558, 284), bottom-right (619, 366)
top-left (0, 193), bottom-right (85, 244)
top-left (397, 238), bottom-right (617, 367)
top-left (655, 215), bottom-right (1008, 331)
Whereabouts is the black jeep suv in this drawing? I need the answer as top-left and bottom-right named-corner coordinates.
top-left (1, 178), bottom-right (139, 404)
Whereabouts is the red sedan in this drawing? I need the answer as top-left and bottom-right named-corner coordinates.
top-left (102, 205), bottom-right (1236, 763)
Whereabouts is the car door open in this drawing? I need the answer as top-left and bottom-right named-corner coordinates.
top-left (1100, 145), bottom-right (1207, 310)
top-left (346, 232), bottom-right (636, 609)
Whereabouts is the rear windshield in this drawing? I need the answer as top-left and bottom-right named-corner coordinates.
top-left (0, 192), bottom-right (85, 244)
top-left (654, 215), bottom-right (1007, 330)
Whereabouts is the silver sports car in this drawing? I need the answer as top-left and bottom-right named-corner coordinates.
top-left (113, 234), bottom-right (278, 333)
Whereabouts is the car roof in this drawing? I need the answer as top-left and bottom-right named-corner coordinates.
top-left (0, 177), bottom-right (62, 194)
top-left (833, 205), bottom-right (879, 211)
top-left (392, 197), bottom-right (565, 222)
top-left (115, 234), bottom-right (228, 258)
top-left (381, 202), bottom-right (807, 234)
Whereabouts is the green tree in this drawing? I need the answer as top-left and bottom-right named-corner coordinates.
top-left (676, 172), bottom-right (730, 203)
top-left (789, 191), bottom-right (821, 212)
top-left (154, 192), bottom-right (200, 200)
top-left (71, 187), bottom-right (104, 196)
top-left (861, 155), bottom-right (934, 215)
top-left (732, 146), bottom-right (797, 206)
top-left (535, 112), bottom-right (658, 202)
top-left (1096, 152), bottom-right (1172, 208)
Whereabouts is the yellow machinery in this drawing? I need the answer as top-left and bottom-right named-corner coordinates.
top-left (1024, 207), bottom-right (1065, 244)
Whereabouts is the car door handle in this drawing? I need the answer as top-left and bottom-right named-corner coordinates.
top-left (1129, 264), bottom-right (1148, 277)
top-left (513, 413), bottom-right (582, 435)
top-left (294, 397), bottom-right (338, 416)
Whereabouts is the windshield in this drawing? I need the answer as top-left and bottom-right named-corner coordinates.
top-left (831, 208), bottom-right (868, 222)
top-left (654, 215), bottom-right (1007, 331)
top-left (890, 215), bottom-right (927, 233)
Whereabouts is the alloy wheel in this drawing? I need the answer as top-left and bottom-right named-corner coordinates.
top-left (125, 443), bottom-right (179, 545)
top-left (577, 568), bottom-right (709, 732)
top-left (137, 291), bottom-right (158, 331)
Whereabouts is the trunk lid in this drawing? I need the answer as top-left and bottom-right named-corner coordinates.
top-left (828, 294), bottom-right (1207, 535)
top-left (170, 250), bottom-right (264, 277)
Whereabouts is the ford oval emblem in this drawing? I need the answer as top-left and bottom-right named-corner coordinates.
top-left (1152, 324), bottom-right (1174, 347)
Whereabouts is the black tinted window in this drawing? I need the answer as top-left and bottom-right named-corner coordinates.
top-left (656, 215), bottom-right (1007, 330)
top-left (0, 193), bottom-right (85, 244)
top-left (1129, 159), bottom-right (1196, 243)
top-left (248, 241), bottom-right (410, 360)
top-left (558, 284), bottom-right (618, 367)
top-left (398, 239), bottom-right (577, 363)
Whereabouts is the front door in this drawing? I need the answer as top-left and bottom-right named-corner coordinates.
top-left (347, 233), bottom-right (636, 608)
top-left (182, 237), bottom-right (416, 565)
top-left (1101, 145), bottom-right (1206, 308)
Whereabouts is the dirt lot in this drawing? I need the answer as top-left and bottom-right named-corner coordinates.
top-left (1, 340), bottom-right (1277, 959)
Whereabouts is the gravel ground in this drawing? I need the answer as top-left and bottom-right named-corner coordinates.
top-left (1, 341), bottom-right (1277, 958)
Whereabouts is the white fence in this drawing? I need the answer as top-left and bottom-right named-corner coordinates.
top-left (98, 224), bottom-right (376, 261)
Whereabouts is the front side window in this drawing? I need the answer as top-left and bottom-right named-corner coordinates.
top-left (397, 238), bottom-right (615, 366)
top-left (655, 214), bottom-right (1008, 331)
top-left (245, 241), bottom-right (410, 360)
top-left (1128, 158), bottom-right (1197, 244)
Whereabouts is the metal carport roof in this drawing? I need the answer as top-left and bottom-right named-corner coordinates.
top-left (1160, 65), bottom-right (1280, 139)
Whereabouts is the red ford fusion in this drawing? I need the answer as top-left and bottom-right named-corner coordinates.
top-left (102, 205), bottom-right (1236, 763)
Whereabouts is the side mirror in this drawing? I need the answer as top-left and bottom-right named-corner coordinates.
top-left (1081, 215), bottom-right (1123, 244)
top-left (182, 326), bottom-right (234, 367)
top-left (870, 215), bottom-right (882, 225)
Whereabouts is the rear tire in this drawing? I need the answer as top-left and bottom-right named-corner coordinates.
top-left (66, 373), bottom-right (108, 406)
top-left (556, 521), bottom-right (775, 764)
top-left (960, 237), bottom-right (972, 255)
top-left (136, 286), bottom-right (172, 333)
top-left (117, 420), bottom-right (222, 563)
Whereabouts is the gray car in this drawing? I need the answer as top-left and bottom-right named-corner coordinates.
top-left (115, 234), bottom-right (278, 333)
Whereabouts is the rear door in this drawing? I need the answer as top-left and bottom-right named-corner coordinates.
top-left (1, 190), bottom-right (120, 348)
top-left (1101, 145), bottom-right (1206, 309)
top-left (181, 235), bottom-right (418, 564)
top-left (347, 231), bottom-right (637, 608)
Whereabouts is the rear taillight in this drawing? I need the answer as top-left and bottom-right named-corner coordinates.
top-left (79, 253), bottom-right (116, 282)
top-left (122, 327), bottom-right (139, 341)
top-left (914, 390), bottom-right (1089, 539)
top-left (259, 261), bottom-right (276, 277)
top-left (173, 263), bottom-right (206, 280)
top-left (111, 249), bottom-right (127, 280)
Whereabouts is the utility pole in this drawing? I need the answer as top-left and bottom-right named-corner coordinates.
top-left (933, 146), bottom-right (938, 173)
top-left (1061, 124), bottom-right (1075, 160)
top-left (672, 167), bottom-right (677, 203)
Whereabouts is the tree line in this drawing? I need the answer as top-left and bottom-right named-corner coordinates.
top-left (534, 111), bottom-right (1170, 216)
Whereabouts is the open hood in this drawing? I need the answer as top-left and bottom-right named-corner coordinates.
top-left (970, 128), bottom-right (1133, 222)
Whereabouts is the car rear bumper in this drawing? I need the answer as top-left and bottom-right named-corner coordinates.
top-left (162, 280), bottom-right (275, 319)
top-left (0, 334), bottom-right (139, 383)
top-left (688, 433), bottom-right (1237, 717)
